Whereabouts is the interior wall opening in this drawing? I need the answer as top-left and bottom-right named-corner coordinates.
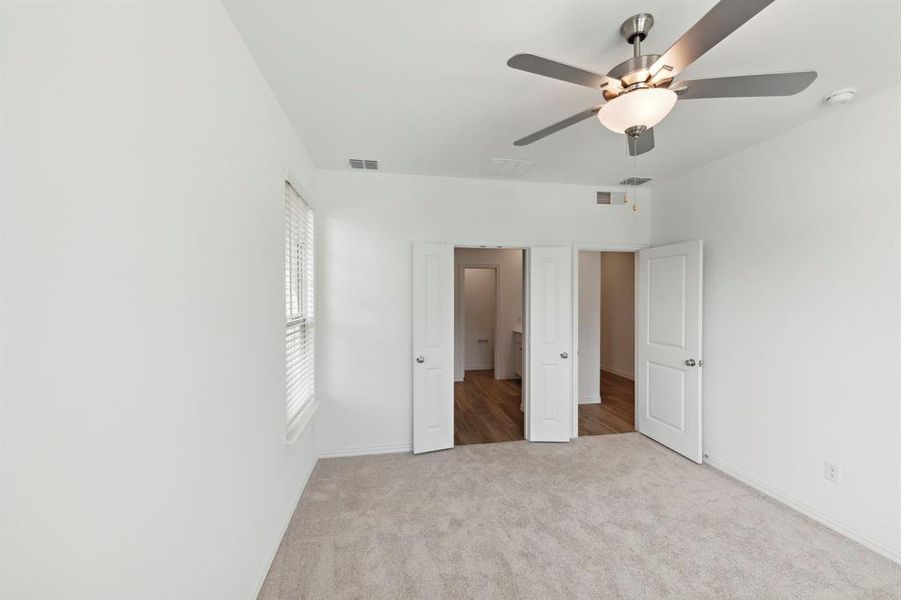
top-left (453, 247), bottom-right (525, 445)
top-left (577, 250), bottom-right (636, 436)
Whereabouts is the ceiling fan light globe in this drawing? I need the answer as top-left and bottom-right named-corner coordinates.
top-left (598, 88), bottom-right (677, 134)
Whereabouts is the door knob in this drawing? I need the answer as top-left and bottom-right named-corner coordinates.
top-left (560, 352), bottom-right (569, 359)
top-left (416, 356), bottom-right (425, 364)
top-left (684, 359), bottom-right (697, 367)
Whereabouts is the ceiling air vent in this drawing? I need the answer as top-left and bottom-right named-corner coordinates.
top-left (487, 158), bottom-right (536, 178)
top-left (348, 158), bottom-right (379, 170)
top-left (619, 176), bottom-right (651, 186)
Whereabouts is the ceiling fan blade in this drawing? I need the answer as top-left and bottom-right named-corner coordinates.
top-left (673, 71), bottom-right (817, 99)
top-left (507, 54), bottom-right (612, 90)
top-left (649, 0), bottom-right (775, 83)
top-left (627, 127), bottom-right (655, 156)
top-left (513, 106), bottom-right (602, 146)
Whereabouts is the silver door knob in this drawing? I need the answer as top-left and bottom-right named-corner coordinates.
top-left (416, 356), bottom-right (425, 364)
top-left (560, 352), bottom-right (569, 359)
top-left (684, 359), bottom-right (697, 367)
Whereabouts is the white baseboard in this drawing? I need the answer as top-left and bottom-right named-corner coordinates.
top-left (579, 395), bottom-right (601, 405)
top-left (465, 364), bottom-right (493, 371)
top-left (251, 453), bottom-right (318, 599)
top-left (319, 442), bottom-right (412, 458)
top-left (705, 455), bottom-right (900, 565)
top-left (601, 366), bottom-right (634, 381)
top-left (496, 373), bottom-right (520, 380)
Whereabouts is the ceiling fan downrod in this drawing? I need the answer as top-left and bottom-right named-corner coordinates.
top-left (619, 13), bottom-right (654, 59)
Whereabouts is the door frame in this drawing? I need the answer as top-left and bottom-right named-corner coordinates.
top-left (455, 263), bottom-right (501, 380)
top-left (434, 240), bottom-right (643, 445)
top-left (570, 243), bottom-right (648, 438)
top-left (451, 242), bottom-right (535, 439)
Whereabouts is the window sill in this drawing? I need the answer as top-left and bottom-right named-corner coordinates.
top-left (286, 398), bottom-right (320, 445)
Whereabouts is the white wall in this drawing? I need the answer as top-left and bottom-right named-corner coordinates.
top-left (578, 252), bottom-right (601, 403)
top-left (601, 252), bottom-right (635, 379)
top-left (0, 2), bottom-right (320, 598)
top-left (652, 86), bottom-right (901, 562)
top-left (454, 248), bottom-right (523, 380)
top-left (315, 170), bottom-right (650, 455)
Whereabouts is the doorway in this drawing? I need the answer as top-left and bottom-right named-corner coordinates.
top-left (576, 251), bottom-right (636, 437)
top-left (453, 248), bottom-right (525, 445)
top-left (413, 241), bottom-right (702, 462)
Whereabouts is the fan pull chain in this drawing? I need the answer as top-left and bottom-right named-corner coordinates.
top-left (632, 149), bottom-right (640, 212)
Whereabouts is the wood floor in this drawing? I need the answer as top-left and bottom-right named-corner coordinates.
top-left (454, 370), bottom-right (524, 445)
top-left (453, 369), bottom-right (634, 445)
top-left (578, 370), bottom-right (636, 436)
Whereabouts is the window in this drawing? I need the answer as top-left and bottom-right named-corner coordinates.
top-left (285, 181), bottom-right (315, 438)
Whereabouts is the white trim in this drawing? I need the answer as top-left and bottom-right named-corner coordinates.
top-left (601, 366), bottom-right (635, 381)
top-left (450, 241), bottom-right (530, 249)
top-left (633, 251), bottom-right (640, 432)
top-left (283, 167), bottom-right (316, 209)
top-left (571, 243), bottom-right (647, 438)
top-left (286, 398), bottom-right (319, 445)
top-left (319, 442), bottom-right (413, 458)
top-left (705, 455), bottom-right (901, 565)
top-left (578, 395), bottom-right (601, 405)
top-left (495, 373), bottom-right (520, 381)
top-left (464, 363), bottom-right (494, 371)
top-left (573, 242), bottom-right (648, 252)
top-left (251, 450), bottom-right (318, 599)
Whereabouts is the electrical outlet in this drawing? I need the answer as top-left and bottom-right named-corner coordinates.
top-left (824, 461), bottom-right (841, 484)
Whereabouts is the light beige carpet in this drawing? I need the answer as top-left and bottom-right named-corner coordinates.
top-left (259, 433), bottom-right (901, 599)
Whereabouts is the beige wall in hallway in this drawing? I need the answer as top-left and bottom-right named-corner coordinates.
top-left (462, 268), bottom-right (497, 370)
top-left (601, 252), bottom-right (635, 379)
top-left (453, 248), bottom-right (523, 380)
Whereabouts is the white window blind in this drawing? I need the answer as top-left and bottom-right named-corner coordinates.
top-left (285, 181), bottom-right (314, 437)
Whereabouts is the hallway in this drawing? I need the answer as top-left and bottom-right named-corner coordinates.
top-left (578, 371), bottom-right (635, 436)
top-left (453, 370), bottom-right (635, 445)
top-left (454, 370), bottom-right (523, 445)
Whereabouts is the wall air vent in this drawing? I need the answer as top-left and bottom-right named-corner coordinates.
top-left (597, 191), bottom-right (627, 205)
top-left (348, 158), bottom-right (379, 170)
top-left (487, 157), bottom-right (536, 178)
top-left (619, 176), bottom-right (651, 186)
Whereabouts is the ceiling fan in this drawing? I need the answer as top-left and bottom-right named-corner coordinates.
top-left (507, 0), bottom-right (817, 156)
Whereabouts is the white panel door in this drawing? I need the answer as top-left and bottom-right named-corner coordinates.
top-left (412, 243), bottom-right (454, 454)
top-left (527, 247), bottom-right (573, 442)
top-left (637, 241), bottom-right (703, 463)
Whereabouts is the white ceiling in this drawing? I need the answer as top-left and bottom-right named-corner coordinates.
top-left (224, 1), bottom-right (901, 187)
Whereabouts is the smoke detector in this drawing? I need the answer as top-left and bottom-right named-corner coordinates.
top-left (824, 88), bottom-right (856, 106)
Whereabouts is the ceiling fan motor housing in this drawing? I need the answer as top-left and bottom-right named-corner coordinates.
top-left (606, 55), bottom-right (664, 95)
top-left (619, 13), bottom-right (654, 44)
top-left (604, 14), bottom-right (673, 99)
